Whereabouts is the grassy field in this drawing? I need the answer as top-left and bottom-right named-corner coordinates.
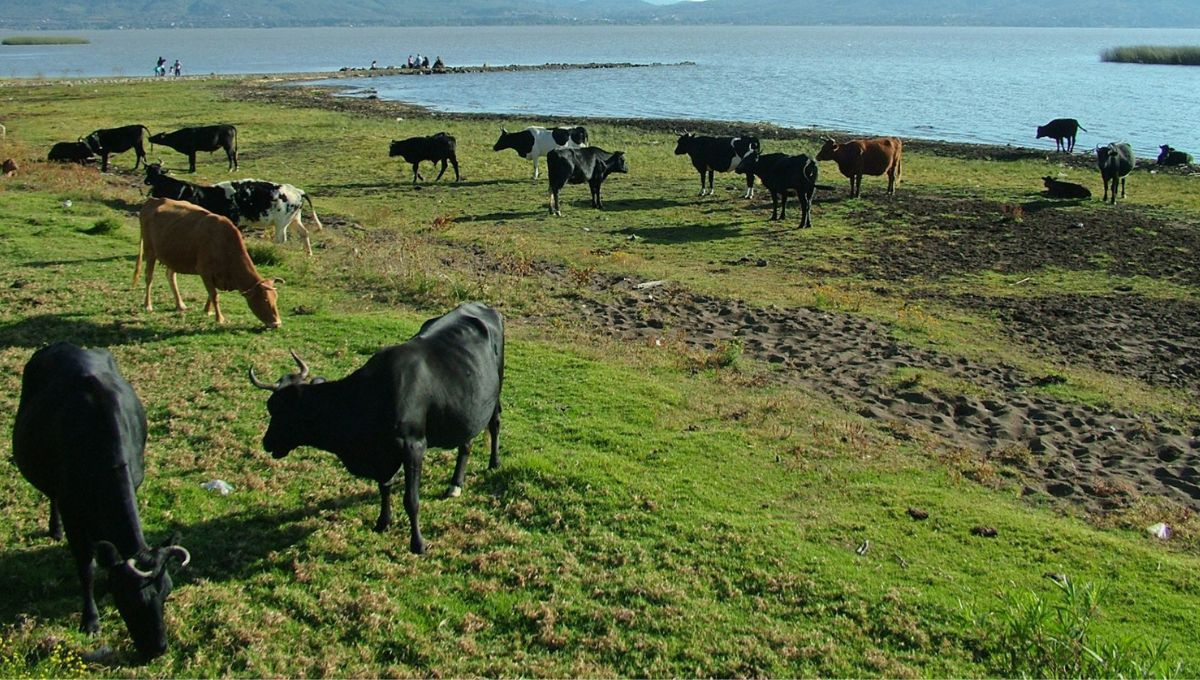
top-left (0, 76), bottom-right (1198, 677)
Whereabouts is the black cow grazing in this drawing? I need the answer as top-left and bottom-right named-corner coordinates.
top-left (149, 124), bottom-right (238, 172)
top-left (1157, 145), bottom-right (1193, 166)
top-left (144, 163), bottom-right (235, 217)
top-left (47, 140), bottom-right (97, 164)
top-left (673, 132), bottom-right (760, 198)
top-left (736, 152), bottom-right (819, 229)
top-left (389, 132), bottom-right (460, 184)
top-left (493, 125), bottom-right (589, 179)
top-left (1042, 176), bottom-right (1091, 199)
top-left (546, 146), bottom-right (628, 216)
top-left (1035, 118), bottom-right (1086, 153)
top-left (12, 342), bottom-right (189, 659)
top-left (82, 124), bottom-right (151, 172)
top-left (248, 302), bottom-right (505, 554)
top-left (1096, 142), bottom-right (1134, 204)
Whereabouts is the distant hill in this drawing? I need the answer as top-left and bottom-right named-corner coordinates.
top-left (0, 0), bottom-right (1195, 29)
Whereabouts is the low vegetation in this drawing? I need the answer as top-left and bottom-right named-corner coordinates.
top-left (1, 35), bottom-right (90, 45)
top-left (0, 76), bottom-right (1197, 677)
top-left (1101, 45), bottom-right (1200, 65)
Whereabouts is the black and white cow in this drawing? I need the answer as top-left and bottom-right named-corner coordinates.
top-left (735, 152), bottom-right (819, 229)
top-left (82, 124), bottom-right (151, 172)
top-left (214, 179), bottom-right (323, 255)
top-left (144, 163), bottom-right (232, 216)
top-left (48, 140), bottom-right (97, 164)
top-left (149, 124), bottom-right (238, 172)
top-left (249, 302), bottom-right (505, 555)
top-left (493, 125), bottom-right (588, 179)
top-left (389, 132), bottom-right (460, 184)
top-left (674, 132), bottom-right (760, 197)
top-left (12, 342), bottom-right (189, 659)
top-left (1096, 142), bottom-right (1134, 204)
top-left (546, 146), bottom-right (628, 216)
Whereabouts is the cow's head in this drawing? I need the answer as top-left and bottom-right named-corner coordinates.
top-left (735, 151), bottom-right (760, 175)
top-left (1035, 124), bottom-right (1048, 139)
top-left (608, 151), bottom-right (629, 175)
top-left (816, 139), bottom-right (840, 161)
top-left (95, 537), bottom-right (189, 660)
top-left (144, 162), bottom-right (168, 185)
top-left (1041, 176), bottom-right (1056, 188)
top-left (492, 128), bottom-right (510, 152)
top-left (148, 132), bottom-right (168, 146)
top-left (388, 139), bottom-right (408, 158)
top-left (1095, 145), bottom-right (1113, 164)
top-left (673, 132), bottom-right (695, 155)
top-left (249, 350), bottom-right (327, 458)
top-left (1158, 145), bottom-right (1173, 163)
top-left (241, 278), bottom-right (282, 328)
top-left (81, 132), bottom-right (103, 154)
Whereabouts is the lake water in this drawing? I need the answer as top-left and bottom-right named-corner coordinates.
top-left (3, 25), bottom-right (1199, 158)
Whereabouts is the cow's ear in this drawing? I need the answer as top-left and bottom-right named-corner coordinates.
top-left (95, 541), bottom-right (123, 568)
top-left (500, 127), bottom-right (507, 134)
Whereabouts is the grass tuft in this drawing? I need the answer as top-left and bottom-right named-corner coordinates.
top-left (81, 216), bottom-right (122, 235)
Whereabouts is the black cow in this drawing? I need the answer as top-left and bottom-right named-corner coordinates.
top-left (149, 124), bottom-right (238, 172)
top-left (546, 146), bottom-right (628, 216)
top-left (82, 124), bottom-right (151, 172)
top-left (674, 132), bottom-right (759, 197)
top-left (12, 342), bottom-right (189, 659)
top-left (248, 302), bottom-right (505, 555)
top-left (492, 125), bottom-right (589, 179)
top-left (1096, 142), bottom-right (1134, 204)
top-left (47, 140), bottom-right (96, 164)
top-left (389, 132), bottom-right (460, 184)
top-left (1036, 118), bottom-right (1086, 153)
top-left (1157, 145), bottom-right (1193, 166)
top-left (1042, 176), bottom-right (1091, 199)
top-left (736, 152), bottom-right (819, 229)
top-left (144, 163), bottom-right (237, 219)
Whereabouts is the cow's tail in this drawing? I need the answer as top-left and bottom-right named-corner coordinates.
top-left (1078, 123), bottom-right (1088, 132)
top-left (303, 193), bottom-right (323, 232)
top-left (142, 124), bottom-right (153, 151)
top-left (132, 234), bottom-right (144, 285)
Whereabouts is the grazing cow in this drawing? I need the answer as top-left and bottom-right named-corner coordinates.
top-left (144, 163), bottom-right (233, 216)
top-left (248, 302), bottom-right (506, 555)
top-left (673, 132), bottom-right (760, 198)
top-left (493, 125), bottom-right (588, 179)
top-left (47, 140), bottom-right (97, 164)
top-left (82, 124), bottom-right (150, 172)
top-left (736, 152), bottom-right (819, 229)
top-left (149, 124), bottom-right (238, 172)
top-left (546, 146), bottom-right (628, 216)
top-left (1096, 142), bottom-right (1134, 204)
top-left (1041, 176), bottom-right (1091, 199)
top-left (389, 132), bottom-right (460, 184)
top-left (214, 179), bottom-right (323, 256)
top-left (12, 342), bottom-right (189, 659)
top-left (1036, 118), bottom-right (1086, 153)
top-left (134, 197), bottom-right (282, 327)
top-left (816, 137), bottom-right (903, 197)
top-left (1157, 145), bottom-right (1193, 166)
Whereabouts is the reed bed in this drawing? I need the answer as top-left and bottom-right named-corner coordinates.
top-left (1, 35), bottom-right (89, 45)
top-left (1101, 45), bottom-right (1200, 65)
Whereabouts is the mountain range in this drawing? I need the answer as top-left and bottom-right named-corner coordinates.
top-left (0, 0), bottom-right (1196, 29)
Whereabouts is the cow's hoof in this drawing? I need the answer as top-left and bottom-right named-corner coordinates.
top-left (446, 485), bottom-right (462, 499)
top-left (410, 538), bottom-right (426, 555)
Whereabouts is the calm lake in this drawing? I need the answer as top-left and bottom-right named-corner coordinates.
top-left (3, 25), bottom-right (1200, 158)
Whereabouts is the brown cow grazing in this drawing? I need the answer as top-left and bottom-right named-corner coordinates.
top-left (134, 197), bottom-right (281, 328)
top-left (816, 137), bottom-right (903, 198)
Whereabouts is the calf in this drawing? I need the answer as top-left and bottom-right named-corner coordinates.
top-left (1096, 142), bottom-right (1134, 204)
top-left (214, 179), bottom-right (323, 256)
top-left (249, 302), bottom-right (505, 554)
top-left (1042, 176), bottom-right (1091, 199)
top-left (1036, 118), bottom-right (1086, 153)
top-left (816, 137), bottom-right (903, 198)
top-left (149, 124), bottom-right (238, 172)
top-left (47, 140), bottom-right (96, 164)
top-left (546, 146), bottom-right (628, 216)
top-left (736, 152), bottom-right (819, 229)
top-left (1157, 145), bottom-right (1193, 166)
top-left (134, 197), bottom-right (282, 327)
top-left (493, 125), bottom-right (588, 179)
top-left (389, 132), bottom-right (460, 184)
top-left (673, 132), bottom-right (760, 197)
top-left (82, 124), bottom-right (150, 172)
top-left (12, 342), bottom-right (189, 659)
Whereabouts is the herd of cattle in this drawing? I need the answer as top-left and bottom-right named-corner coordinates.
top-left (15, 112), bottom-right (1195, 659)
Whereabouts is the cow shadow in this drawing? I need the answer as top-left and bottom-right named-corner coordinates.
top-left (450, 178), bottom-right (528, 188)
top-left (0, 313), bottom-right (217, 349)
top-left (97, 197), bottom-right (145, 214)
top-left (616, 221), bottom-right (744, 244)
top-left (598, 197), bottom-right (687, 212)
top-left (24, 254), bottom-right (134, 269)
top-left (464, 209), bottom-right (545, 221)
top-left (1021, 197), bottom-right (1091, 214)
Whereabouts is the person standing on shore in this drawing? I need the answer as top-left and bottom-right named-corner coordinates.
top-left (172, 59), bottom-right (181, 77)
top-left (155, 56), bottom-right (166, 76)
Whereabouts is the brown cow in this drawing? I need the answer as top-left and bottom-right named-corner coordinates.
top-left (816, 137), bottom-right (903, 198)
top-left (134, 197), bottom-right (281, 327)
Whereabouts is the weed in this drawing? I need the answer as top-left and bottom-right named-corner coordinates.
top-left (680, 339), bottom-right (742, 373)
top-left (246, 242), bottom-right (282, 266)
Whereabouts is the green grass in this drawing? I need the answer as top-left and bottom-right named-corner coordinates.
top-left (1101, 45), bottom-right (1200, 65)
top-left (0, 77), bottom-right (1198, 676)
top-left (1, 36), bottom-right (90, 45)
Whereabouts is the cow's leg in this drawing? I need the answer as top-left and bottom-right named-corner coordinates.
top-left (448, 441), bottom-right (471, 498)
top-left (550, 188), bottom-right (560, 216)
top-left (375, 481), bottom-right (393, 532)
top-left (167, 270), bottom-right (187, 311)
top-left (449, 155), bottom-right (460, 182)
top-left (64, 518), bottom-right (100, 634)
top-left (744, 173), bottom-right (755, 199)
top-left (780, 191), bottom-right (788, 220)
top-left (100, 153), bottom-right (109, 173)
top-left (201, 276), bottom-right (224, 323)
top-left (706, 169), bottom-right (715, 196)
top-left (769, 192), bottom-right (779, 220)
top-left (887, 168), bottom-right (896, 195)
top-left (142, 256), bottom-right (157, 311)
top-left (591, 181), bottom-right (603, 209)
top-left (188, 152), bottom-right (197, 173)
top-left (287, 216), bottom-right (312, 256)
top-left (488, 404), bottom-right (501, 469)
top-left (48, 499), bottom-right (63, 540)
top-left (433, 159), bottom-right (448, 182)
top-left (1120, 177), bottom-right (1126, 199)
top-left (532, 157), bottom-right (540, 180)
top-left (411, 163), bottom-right (422, 185)
top-left (398, 440), bottom-right (427, 554)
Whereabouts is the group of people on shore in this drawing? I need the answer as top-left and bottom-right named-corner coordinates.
top-left (367, 55), bottom-right (444, 71)
top-left (154, 56), bottom-right (182, 77)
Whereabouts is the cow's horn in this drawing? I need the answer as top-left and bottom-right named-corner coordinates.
top-left (248, 367), bottom-right (276, 391)
top-left (125, 557), bottom-right (155, 579)
top-left (290, 349), bottom-right (310, 380)
top-left (167, 546), bottom-right (191, 568)
top-left (272, 277), bottom-right (286, 285)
